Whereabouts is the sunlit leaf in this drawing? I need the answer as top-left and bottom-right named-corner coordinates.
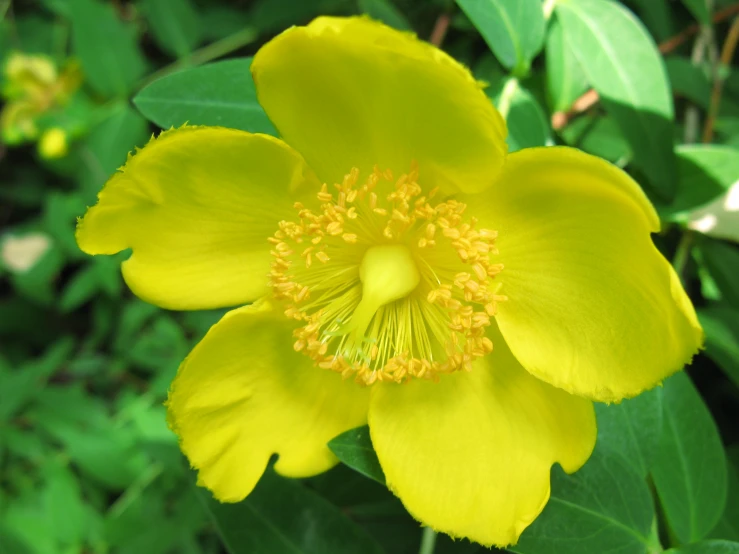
top-left (556, 0), bottom-right (676, 199)
top-left (456, 0), bottom-right (545, 74)
top-left (545, 16), bottom-right (589, 112)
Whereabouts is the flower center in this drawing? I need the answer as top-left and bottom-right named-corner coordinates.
top-left (268, 164), bottom-right (506, 385)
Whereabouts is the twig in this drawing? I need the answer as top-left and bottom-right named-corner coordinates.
top-left (702, 15), bottom-right (739, 142)
top-left (497, 77), bottom-right (519, 120)
top-left (551, 2), bottom-right (739, 130)
top-left (672, 230), bottom-right (694, 285)
top-left (429, 13), bottom-right (450, 47)
top-left (684, 19), bottom-right (713, 144)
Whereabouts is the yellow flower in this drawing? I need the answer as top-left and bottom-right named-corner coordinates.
top-left (38, 127), bottom-right (69, 159)
top-left (1, 52), bottom-right (81, 146)
top-left (75, 17), bottom-right (702, 547)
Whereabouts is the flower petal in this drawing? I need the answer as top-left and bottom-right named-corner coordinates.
top-left (167, 300), bottom-right (370, 502)
top-left (76, 126), bottom-right (319, 310)
top-left (368, 325), bottom-right (595, 547)
top-left (251, 16), bottom-right (507, 194)
top-left (465, 147), bottom-right (703, 402)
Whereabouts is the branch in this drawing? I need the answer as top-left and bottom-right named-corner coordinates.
top-left (702, 15), bottom-right (739, 142)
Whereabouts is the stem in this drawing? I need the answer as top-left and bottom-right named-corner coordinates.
top-left (138, 27), bottom-right (257, 88)
top-left (702, 15), bottom-right (739, 142)
top-left (684, 21), bottom-right (712, 144)
top-left (497, 77), bottom-right (519, 120)
top-left (672, 230), bottom-right (694, 285)
top-left (418, 527), bottom-right (437, 554)
top-left (429, 13), bottom-right (451, 47)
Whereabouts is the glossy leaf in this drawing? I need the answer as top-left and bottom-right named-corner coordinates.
top-left (456, 0), bottom-right (545, 74)
top-left (556, 0), bottom-right (677, 199)
top-left (560, 113), bottom-right (631, 163)
top-left (68, 0), bottom-right (147, 97)
top-left (134, 58), bottom-right (275, 135)
top-left (546, 16), bottom-right (589, 112)
top-left (139, 0), bottom-right (202, 57)
top-left (700, 239), bottom-right (739, 309)
top-left (502, 82), bottom-right (551, 152)
top-left (595, 386), bottom-right (663, 477)
top-left (658, 145), bottom-right (739, 221)
top-left (512, 446), bottom-right (654, 554)
top-left (710, 456), bottom-right (739, 541)
top-left (698, 304), bottom-right (739, 388)
top-left (651, 372), bottom-right (728, 544)
top-left (328, 426), bottom-right (385, 484)
top-left (197, 468), bottom-right (385, 554)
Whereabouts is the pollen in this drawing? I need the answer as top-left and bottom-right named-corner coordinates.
top-left (268, 164), bottom-right (506, 386)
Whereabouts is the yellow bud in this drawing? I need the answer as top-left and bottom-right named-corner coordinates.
top-left (38, 127), bottom-right (68, 159)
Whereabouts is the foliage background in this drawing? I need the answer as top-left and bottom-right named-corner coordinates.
top-left (0, 0), bottom-right (738, 553)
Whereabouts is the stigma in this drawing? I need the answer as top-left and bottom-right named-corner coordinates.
top-left (268, 164), bottom-right (506, 385)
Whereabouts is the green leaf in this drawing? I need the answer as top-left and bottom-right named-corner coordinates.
top-left (666, 57), bottom-right (712, 108)
top-left (512, 446), bottom-right (654, 554)
top-left (681, 0), bottom-right (711, 24)
top-left (139, 0), bottom-right (201, 57)
top-left (700, 239), bottom-right (739, 309)
top-left (79, 103), bottom-right (150, 201)
top-left (42, 462), bottom-right (89, 546)
top-left (358, 0), bottom-right (411, 30)
top-left (501, 82), bottom-right (551, 152)
top-left (595, 387), bottom-right (663, 477)
top-left (545, 16), bottom-right (589, 112)
top-left (68, 0), bottom-right (147, 97)
top-left (455, 0), bottom-right (545, 75)
top-left (59, 263), bottom-right (101, 313)
top-left (710, 455), bottom-right (739, 541)
top-left (651, 372), bottom-right (728, 544)
top-left (197, 468), bottom-right (385, 554)
top-left (657, 145), bottom-right (739, 221)
top-left (134, 58), bottom-right (276, 135)
top-left (667, 540), bottom-right (739, 554)
top-left (560, 113), bottom-right (631, 163)
top-left (698, 304), bottom-right (739, 388)
top-left (0, 337), bottom-right (74, 420)
top-left (556, 0), bottom-right (677, 199)
top-left (328, 426), bottom-right (385, 484)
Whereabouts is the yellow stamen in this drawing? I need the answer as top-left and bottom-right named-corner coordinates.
top-left (268, 164), bottom-right (504, 385)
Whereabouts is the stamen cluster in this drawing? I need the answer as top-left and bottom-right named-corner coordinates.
top-left (268, 165), bottom-right (506, 385)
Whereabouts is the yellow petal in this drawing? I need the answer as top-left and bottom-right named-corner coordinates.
top-left (76, 126), bottom-right (319, 310)
top-left (465, 147), bottom-right (703, 402)
top-left (167, 300), bottom-right (370, 502)
top-left (368, 325), bottom-right (595, 547)
top-left (251, 16), bottom-right (507, 194)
